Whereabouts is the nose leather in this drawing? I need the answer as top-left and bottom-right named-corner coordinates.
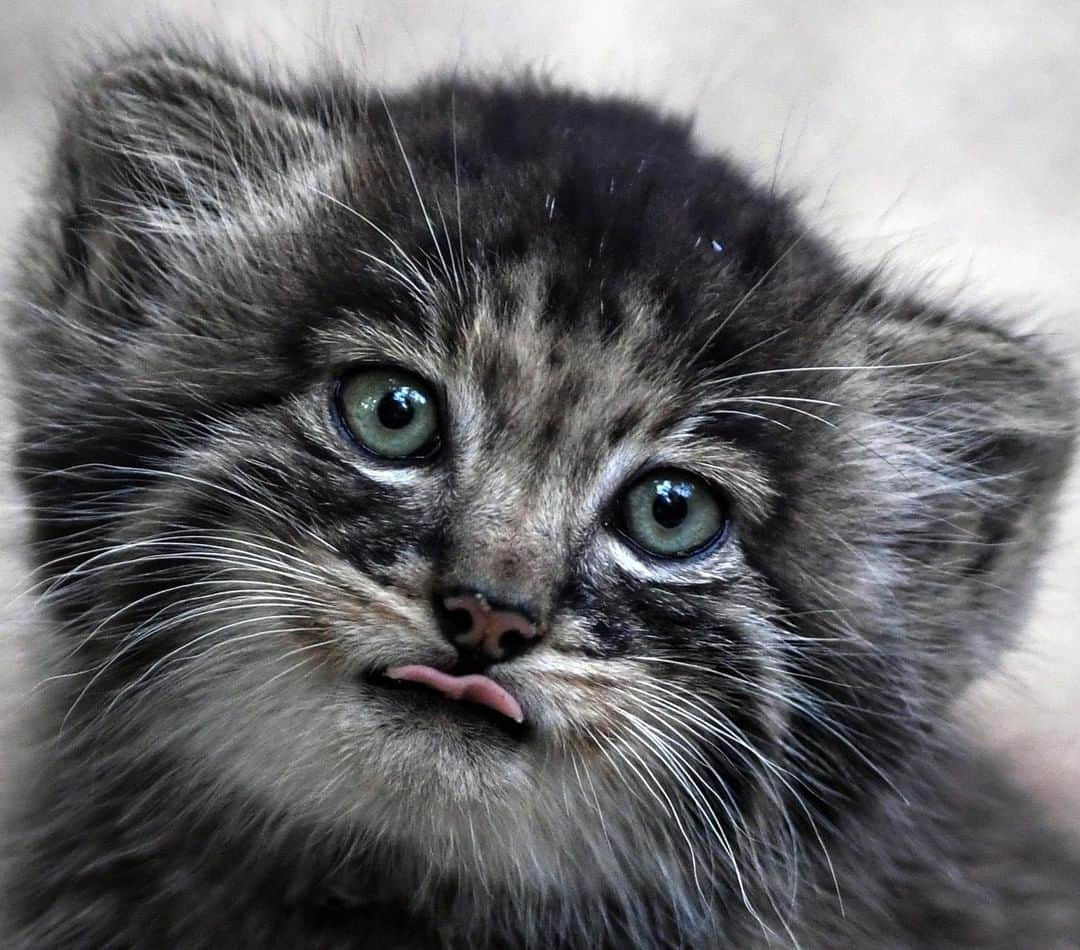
top-left (442, 591), bottom-right (540, 662)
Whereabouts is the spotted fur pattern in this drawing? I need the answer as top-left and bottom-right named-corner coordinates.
top-left (4, 42), bottom-right (1078, 949)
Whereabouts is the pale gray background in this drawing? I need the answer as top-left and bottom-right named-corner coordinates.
top-left (1, 0), bottom-right (1077, 834)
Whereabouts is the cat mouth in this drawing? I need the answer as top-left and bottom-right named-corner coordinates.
top-left (363, 665), bottom-right (529, 740)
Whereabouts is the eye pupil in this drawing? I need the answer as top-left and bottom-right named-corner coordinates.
top-left (652, 484), bottom-right (689, 529)
top-left (377, 388), bottom-right (416, 430)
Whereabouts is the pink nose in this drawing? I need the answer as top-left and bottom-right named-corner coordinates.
top-left (441, 591), bottom-right (541, 663)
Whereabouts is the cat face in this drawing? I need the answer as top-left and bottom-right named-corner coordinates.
top-left (13, 52), bottom-right (1073, 916)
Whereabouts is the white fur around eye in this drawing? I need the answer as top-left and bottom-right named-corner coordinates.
top-left (592, 525), bottom-right (740, 587)
top-left (343, 460), bottom-right (431, 489)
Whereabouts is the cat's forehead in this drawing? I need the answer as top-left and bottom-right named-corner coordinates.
top-left (323, 256), bottom-right (688, 446)
top-left (315, 251), bottom-right (780, 520)
top-left (452, 261), bottom-right (676, 411)
top-left (287, 83), bottom-right (849, 481)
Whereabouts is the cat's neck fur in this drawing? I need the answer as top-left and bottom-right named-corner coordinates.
top-left (11, 713), bottom-right (1079, 949)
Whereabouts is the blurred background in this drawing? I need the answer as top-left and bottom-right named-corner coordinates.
top-left (1, 0), bottom-right (1077, 830)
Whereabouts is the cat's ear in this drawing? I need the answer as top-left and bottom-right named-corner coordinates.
top-left (48, 49), bottom-right (325, 296)
top-left (871, 308), bottom-right (1074, 462)
top-left (867, 305), bottom-right (1074, 657)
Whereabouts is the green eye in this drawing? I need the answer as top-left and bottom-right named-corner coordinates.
top-left (618, 469), bottom-right (728, 558)
top-left (336, 368), bottom-right (440, 459)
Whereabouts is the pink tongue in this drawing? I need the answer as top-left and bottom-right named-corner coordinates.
top-left (385, 664), bottom-right (524, 724)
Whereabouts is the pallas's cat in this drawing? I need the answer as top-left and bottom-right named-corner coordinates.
top-left (5, 44), bottom-right (1078, 949)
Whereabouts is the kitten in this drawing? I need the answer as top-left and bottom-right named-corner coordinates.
top-left (4, 42), bottom-right (1078, 949)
